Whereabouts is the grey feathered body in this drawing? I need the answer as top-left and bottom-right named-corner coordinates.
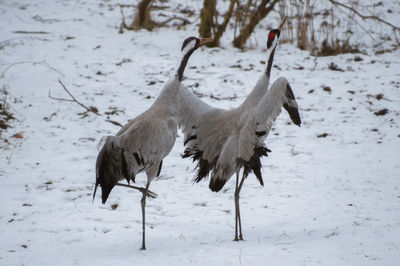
top-left (180, 76), bottom-right (301, 191)
top-left (94, 79), bottom-right (180, 203)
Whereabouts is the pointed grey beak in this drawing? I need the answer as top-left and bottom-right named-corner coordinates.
top-left (199, 38), bottom-right (214, 46)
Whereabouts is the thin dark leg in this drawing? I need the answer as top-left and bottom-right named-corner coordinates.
top-left (116, 183), bottom-right (157, 198)
top-left (140, 182), bottom-right (150, 250)
top-left (234, 171), bottom-right (240, 241)
top-left (237, 173), bottom-right (246, 241)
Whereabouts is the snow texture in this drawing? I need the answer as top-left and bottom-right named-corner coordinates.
top-left (1, 0), bottom-right (399, 265)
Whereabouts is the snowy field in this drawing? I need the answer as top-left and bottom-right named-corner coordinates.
top-left (1, 0), bottom-right (400, 265)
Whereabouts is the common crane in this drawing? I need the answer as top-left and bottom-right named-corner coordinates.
top-left (179, 19), bottom-right (301, 240)
top-left (93, 36), bottom-right (213, 250)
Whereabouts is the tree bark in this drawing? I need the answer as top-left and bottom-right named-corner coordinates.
top-left (208, 0), bottom-right (236, 47)
top-left (130, 0), bottom-right (153, 30)
top-left (232, 0), bottom-right (280, 49)
top-left (199, 0), bottom-right (217, 41)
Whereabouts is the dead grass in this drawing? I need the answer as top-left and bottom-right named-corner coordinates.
top-left (0, 87), bottom-right (15, 131)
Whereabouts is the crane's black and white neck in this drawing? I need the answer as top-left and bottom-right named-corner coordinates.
top-left (155, 37), bottom-right (204, 106)
top-left (175, 37), bottom-right (201, 81)
top-left (239, 28), bottom-right (282, 110)
top-left (265, 29), bottom-right (281, 78)
top-left (174, 37), bottom-right (213, 81)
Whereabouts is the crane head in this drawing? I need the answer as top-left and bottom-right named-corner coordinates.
top-left (266, 17), bottom-right (286, 49)
top-left (267, 29), bottom-right (280, 49)
top-left (181, 37), bottom-right (213, 52)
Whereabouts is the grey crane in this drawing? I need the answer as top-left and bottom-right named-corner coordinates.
top-left (93, 36), bottom-right (212, 250)
top-left (179, 19), bottom-right (301, 240)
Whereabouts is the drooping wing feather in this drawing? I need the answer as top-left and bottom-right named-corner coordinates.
top-left (209, 77), bottom-right (301, 191)
top-left (178, 86), bottom-right (218, 145)
top-left (94, 104), bottom-right (178, 204)
top-left (179, 86), bottom-right (235, 181)
top-left (239, 77), bottom-right (300, 162)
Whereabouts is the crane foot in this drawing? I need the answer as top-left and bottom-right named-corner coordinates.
top-left (115, 183), bottom-right (158, 198)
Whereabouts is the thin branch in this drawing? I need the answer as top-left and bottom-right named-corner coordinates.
top-left (12, 31), bottom-right (50, 34)
top-left (118, 3), bottom-right (189, 33)
top-left (276, 230), bottom-right (293, 241)
top-left (105, 119), bottom-right (123, 127)
top-left (48, 90), bottom-right (74, 102)
top-left (233, 0), bottom-right (280, 49)
top-left (331, 3), bottom-right (377, 43)
top-left (0, 61), bottom-right (64, 79)
top-left (119, 4), bottom-right (137, 33)
top-left (156, 16), bottom-right (190, 27)
top-left (192, 89), bottom-right (237, 101)
top-left (328, 0), bottom-right (400, 31)
top-left (55, 80), bottom-right (101, 116)
top-left (118, 4), bottom-right (136, 8)
top-left (7, 140), bottom-right (19, 164)
top-left (0, 36), bottom-right (45, 50)
top-left (209, 0), bottom-right (236, 47)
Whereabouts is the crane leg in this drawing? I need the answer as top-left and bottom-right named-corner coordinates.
top-left (237, 173), bottom-right (246, 241)
top-left (234, 172), bottom-right (239, 241)
top-left (115, 183), bottom-right (157, 198)
top-left (140, 182), bottom-right (150, 250)
top-left (234, 171), bottom-right (245, 241)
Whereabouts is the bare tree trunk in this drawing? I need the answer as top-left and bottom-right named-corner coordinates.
top-left (119, 1), bottom-right (190, 33)
top-left (199, 0), bottom-right (217, 41)
top-left (208, 0), bottom-right (236, 47)
top-left (232, 0), bottom-right (280, 49)
top-left (130, 0), bottom-right (153, 30)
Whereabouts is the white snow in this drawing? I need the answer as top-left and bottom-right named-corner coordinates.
top-left (1, 0), bottom-right (399, 265)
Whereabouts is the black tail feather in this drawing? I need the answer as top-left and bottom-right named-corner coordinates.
top-left (209, 177), bottom-right (227, 192)
top-left (121, 149), bottom-right (130, 184)
top-left (94, 137), bottom-right (123, 204)
top-left (195, 158), bottom-right (212, 183)
top-left (157, 160), bottom-right (163, 177)
top-left (182, 148), bottom-right (218, 183)
top-left (240, 146), bottom-right (271, 186)
top-left (284, 84), bottom-right (301, 126)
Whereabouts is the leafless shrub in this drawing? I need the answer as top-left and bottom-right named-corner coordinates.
top-left (0, 86), bottom-right (16, 150)
top-left (278, 0), bottom-right (398, 56)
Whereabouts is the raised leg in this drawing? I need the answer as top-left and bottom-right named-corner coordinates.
top-left (140, 182), bottom-right (150, 250)
top-left (115, 183), bottom-right (157, 198)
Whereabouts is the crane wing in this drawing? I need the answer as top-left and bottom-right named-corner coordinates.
top-left (178, 86), bottom-right (217, 144)
top-left (121, 119), bottom-right (176, 163)
top-left (239, 77), bottom-right (300, 161)
top-left (179, 86), bottom-right (234, 182)
top-left (209, 78), bottom-right (301, 191)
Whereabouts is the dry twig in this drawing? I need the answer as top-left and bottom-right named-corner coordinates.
top-left (192, 90), bottom-right (237, 101)
top-left (49, 80), bottom-right (100, 116)
top-left (50, 81), bottom-right (125, 127)
top-left (105, 119), bottom-right (123, 127)
top-left (157, 17), bottom-right (190, 27)
top-left (119, 4), bottom-right (137, 33)
top-left (118, 3), bottom-right (190, 33)
top-left (0, 61), bottom-right (64, 79)
top-left (328, 0), bottom-right (400, 31)
top-left (12, 31), bottom-right (50, 34)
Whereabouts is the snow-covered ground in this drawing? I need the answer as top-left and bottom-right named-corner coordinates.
top-left (1, 0), bottom-right (399, 265)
